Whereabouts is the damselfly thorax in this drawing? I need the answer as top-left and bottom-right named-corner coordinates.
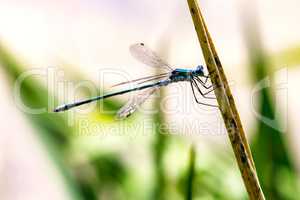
top-left (169, 67), bottom-right (205, 82)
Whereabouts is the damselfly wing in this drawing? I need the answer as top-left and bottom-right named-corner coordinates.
top-left (129, 43), bottom-right (173, 71)
top-left (117, 86), bottom-right (160, 119)
top-left (111, 72), bottom-right (169, 88)
top-left (116, 43), bottom-right (172, 118)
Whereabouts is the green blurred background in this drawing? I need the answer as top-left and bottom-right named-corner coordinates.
top-left (0, 0), bottom-right (299, 199)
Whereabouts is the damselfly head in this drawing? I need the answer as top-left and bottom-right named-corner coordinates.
top-left (195, 65), bottom-right (204, 76)
top-left (197, 65), bottom-right (204, 71)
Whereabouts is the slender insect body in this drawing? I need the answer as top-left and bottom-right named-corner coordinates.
top-left (158, 79), bottom-right (172, 86)
top-left (54, 44), bottom-right (217, 117)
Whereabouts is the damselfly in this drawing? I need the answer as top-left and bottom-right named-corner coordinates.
top-left (54, 43), bottom-right (217, 118)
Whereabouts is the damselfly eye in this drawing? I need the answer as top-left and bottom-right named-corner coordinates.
top-left (197, 65), bottom-right (204, 72)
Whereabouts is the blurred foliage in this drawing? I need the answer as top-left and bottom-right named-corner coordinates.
top-left (91, 154), bottom-right (127, 185)
top-left (244, 23), bottom-right (300, 199)
top-left (270, 45), bottom-right (300, 69)
top-left (0, 43), bottom-right (70, 149)
top-left (0, 42), bottom-right (81, 199)
top-left (0, 42), bottom-right (128, 200)
top-left (176, 149), bottom-right (243, 200)
top-left (185, 146), bottom-right (195, 200)
top-left (73, 154), bottom-right (128, 200)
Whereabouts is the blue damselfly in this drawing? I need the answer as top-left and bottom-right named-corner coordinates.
top-left (54, 43), bottom-right (217, 118)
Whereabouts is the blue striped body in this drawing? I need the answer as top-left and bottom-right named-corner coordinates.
top-left (169, 65), bottom-right (204, 82)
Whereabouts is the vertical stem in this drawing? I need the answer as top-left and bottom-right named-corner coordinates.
top-left (196, 11), bottom-right (255, 168)
top-left (186, 145), bottom-right (195, 200)
top-left (186, 0), bottom-right (265, 199)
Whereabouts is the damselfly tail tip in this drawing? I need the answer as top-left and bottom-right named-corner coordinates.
top-left (53, 104), bottom-right (68, 112)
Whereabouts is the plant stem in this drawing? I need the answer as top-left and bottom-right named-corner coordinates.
top-left (197, 12), bottom-right (255, 169)
top-left (186, 0), bottom-right (265, 199)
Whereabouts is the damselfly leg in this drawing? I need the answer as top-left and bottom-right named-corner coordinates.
top-left (194, 76), bottom-right (213, 90)
top-left (192, 78), bottom-right (215, 98)
top-left (191, 80), bottom-right (215, 100)
top-left (190, 80), bottom-right (218, 107)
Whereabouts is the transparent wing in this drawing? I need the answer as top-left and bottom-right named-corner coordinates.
top-left (117, 86), bottom-right (160, 119)
top-left (111, 72), bottom-right (169, 88)
top-left (136, 75), bottom-right (168, 85)
top-left (130, 43), bottom-right (173, 71)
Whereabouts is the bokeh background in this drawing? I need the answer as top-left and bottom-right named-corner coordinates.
top-left (0, 0), bottom-right (300, 199)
